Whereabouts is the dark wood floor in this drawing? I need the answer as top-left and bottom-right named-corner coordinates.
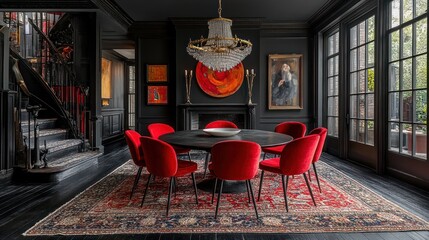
top-left (0, 141), bottom-right (428, 240)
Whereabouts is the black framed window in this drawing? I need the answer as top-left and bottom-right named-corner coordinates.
top-left (128, 65), bottom-right (136, 130)
top-left (326, 30), bottom-right (340, 137)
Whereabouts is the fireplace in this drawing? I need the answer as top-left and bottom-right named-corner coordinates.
top-left (178, 104), bottom-right (256, 130)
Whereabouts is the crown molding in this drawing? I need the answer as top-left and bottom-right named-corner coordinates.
top-left (91, 0), bottom-right (133, 30)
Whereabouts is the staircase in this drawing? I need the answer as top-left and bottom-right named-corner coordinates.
top-left (5, 12), bottom-right (102, 182)
top-left (13, 108), bottom-right (102, 182)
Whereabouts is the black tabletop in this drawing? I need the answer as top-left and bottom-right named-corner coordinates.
top-left (159, 129), bottom-right (293, 151)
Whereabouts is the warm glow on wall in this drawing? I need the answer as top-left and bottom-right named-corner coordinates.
top-left (101, 57), bottom-right (112, 106)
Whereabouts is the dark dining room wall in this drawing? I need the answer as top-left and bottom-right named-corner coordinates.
top-left (130, 19), bottom-right (314, 134)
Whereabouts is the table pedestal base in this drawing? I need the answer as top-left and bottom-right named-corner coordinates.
top-left (197, 178), bottom-right (247, 193)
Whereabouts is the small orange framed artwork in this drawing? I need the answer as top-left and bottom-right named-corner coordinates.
top-left (147, 64), bottom-right (168, 83)
top-left (147, 86), bottom-right (168, 105)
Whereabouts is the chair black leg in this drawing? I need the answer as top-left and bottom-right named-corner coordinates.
top-left (313, 163), bottom-right (321, 193)
top-left (187, 152), bottom-right (192, 161)
top-left (130, 167), bottom-right (143, 199)
top-left (303, 173), bottom-right (316, 206)
top-left (247, 180), bottom-right (259, 219)
top-left (262, 152), bottom-right (266, 161)
top-left (141, 173), bottom-right (152, 207)
top-left (203, 153), bottom-right (210, 178)
top-left (214, 180), bottom-right (224, 219)
top-left (166, 177), bottom-right (174, 216)
top-left (308, 168), bottom-right (312, 182)
top-left (191, 172), bottom-right (199, 204)
top-left (246, 179), bottom-right (251, 203)
top-left (211, 178), bottom-right (218, 204)
top-left (281, 175), bottom-right (289, 212)
top-left (257, 170), bottom-right (265, 201)
top-left (173, 177), bottom-right (177, 197)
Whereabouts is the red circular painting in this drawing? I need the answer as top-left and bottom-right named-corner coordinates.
top-left (195, 62), bottom-right (244, 98)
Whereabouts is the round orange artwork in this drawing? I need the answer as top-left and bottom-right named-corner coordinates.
top-left (195, 62), bottom-right (244, 98)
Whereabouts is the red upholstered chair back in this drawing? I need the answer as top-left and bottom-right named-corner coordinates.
top-left (140, 136), bottom-right (178, 177)
top-left (205, 120), bottom-right (238, 129)
top-left (147, 123), bottom-right (175, 139)
top-left (125, 130), bottom-right (145, 167)
top-left (275, 121), bottom-right (307, 139)
top-left (211, 140), bottom-right (261, 180)
top-left (279, 135), bottom-right (320, 175)
top-left (309, 127), bottom-right (328, 163)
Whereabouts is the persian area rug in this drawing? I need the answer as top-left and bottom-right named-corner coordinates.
top-left (24, 156), bottom-right (429, 235)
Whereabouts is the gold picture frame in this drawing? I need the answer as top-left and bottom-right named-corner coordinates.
top-left (268, 54), bottom-right (303, 110)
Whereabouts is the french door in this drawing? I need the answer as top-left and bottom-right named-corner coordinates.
top-left (346, 15), bottom-right (377, 168)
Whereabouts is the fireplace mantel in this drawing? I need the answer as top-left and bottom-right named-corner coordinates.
top-left (178, 103), bottom-right (256, 130)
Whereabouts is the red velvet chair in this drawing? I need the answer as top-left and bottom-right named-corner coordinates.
top-left (205, 120), bottom-right (238, 129)
top-left (209, 140), bottom-right (261, 219)
top-left (203, 120), bottom-right (239, 178)
top-left (308, 127), bottom-right (328, 192)
top-left (258, 134), bottom-right (320, 212)
top-left (261, 121), bottom-right (307, 160)
top-left (124, 130), bottom-right (146, 199)
top-left (140, 136), bottom-right (199, 216)
top-left (147, 123), bottom-right (192, 161)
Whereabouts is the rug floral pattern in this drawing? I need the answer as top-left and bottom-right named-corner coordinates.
top-left (25, 156), bottom-right (429, 235)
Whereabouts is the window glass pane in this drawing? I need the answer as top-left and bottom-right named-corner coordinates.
top-left (350, 72), bottom-right (358, 94)
top-left (389, 122), bottom-right (400, 151)
top-left (415, 90), bottom-right (427, 123)
top-left (367, 42), bottom-right (375, 67)
top-left (328, 117), bottom-right (338, 137)
top-left (367, 68), bottom-right (375, 92)
top-left (390, 0), bottom-right (400, 28)
top-left (416, 0), bottom-right (428, 17)
top-left (359, 95), bottom-right (366, 119)
top-left (415, 125), bottom-right (427, 159)
top-left (359, 70), bottom-right (366, 93)
top-left (401, 123), bottom-right (412, 155)
top-left (367, 120), bottom-right (374, 145)
top-left (350, 119), bottom-right (357, 141)
top-left (334, 56), bottom-right (339, 75)
top-left (390, 30), bottom-right (400, 61)
top-left (402, 58), bottom-right (413, 90)
top-left (328, 57), bottom-right (334, 77)
top-left (403, 0), bottom-right (413, 23)
top-left (328, 77), bottom-right (334, 96)
top-left (416, 18), bottom-right (427, 55)
top-left (358, 120), bottom-right (365, 143)
top-left (389, 92), bottom-right (400, 121)
top-left (359, 46), bottom-right (366, 69)
top-left (367, 16), bottom-right (375, 42)
top-left (402, 25), bottom-right (413, 58)
top-left (389, 62), bottom-right (400, 91)
top-left (350, 26), bottom-right (357, 49)
top-left (350, 49), bottom-right (357, 71)
top-left (416, 55), bottom-right (427, 89)
top-left (402, 91), bottom-right (413, 122)
top-left (333, 76), bottom-right (339, 95)
top-left (350, 95), bottom-right (357, 118)
top-left (367, 94), bottom-right (374, 119)
top-left (328, 34), bottom-right (335, 56)
top-left (358, 21), bottom-right (366, 45)
top-left (334, 32), bottom-right (339, 53)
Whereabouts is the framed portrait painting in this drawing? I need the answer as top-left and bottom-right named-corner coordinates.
top-left (147, 64), bottom-right (168, 83)
top-left (268, 54), bottom-right (303, 110)
top-left (147, 86), bottom-right (168, 105)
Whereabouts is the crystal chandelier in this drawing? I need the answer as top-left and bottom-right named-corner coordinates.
top-left (186, 0), bottom-right (252, 72)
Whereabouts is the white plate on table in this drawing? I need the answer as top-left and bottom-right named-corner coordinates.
top-left (203, 128), bottom-right (241, 137)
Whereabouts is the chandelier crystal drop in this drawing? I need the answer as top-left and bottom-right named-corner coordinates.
top-left (186, 0), bottom-right (252, 72)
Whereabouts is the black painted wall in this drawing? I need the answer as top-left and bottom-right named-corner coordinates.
top-left (131, 19), bottom-right (315, 135)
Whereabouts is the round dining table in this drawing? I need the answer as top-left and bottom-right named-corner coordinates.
top-left (159, 129), bottom-right (293, 193)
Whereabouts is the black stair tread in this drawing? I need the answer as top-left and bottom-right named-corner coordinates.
top-left (43, 139), bottom-right (82, 153)
top-left (21, 118), bottom-right (57, 127)
top-left (29, 151), bottom-right (102, 172)
top-left (26, 128), bottom-right (67, 138)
